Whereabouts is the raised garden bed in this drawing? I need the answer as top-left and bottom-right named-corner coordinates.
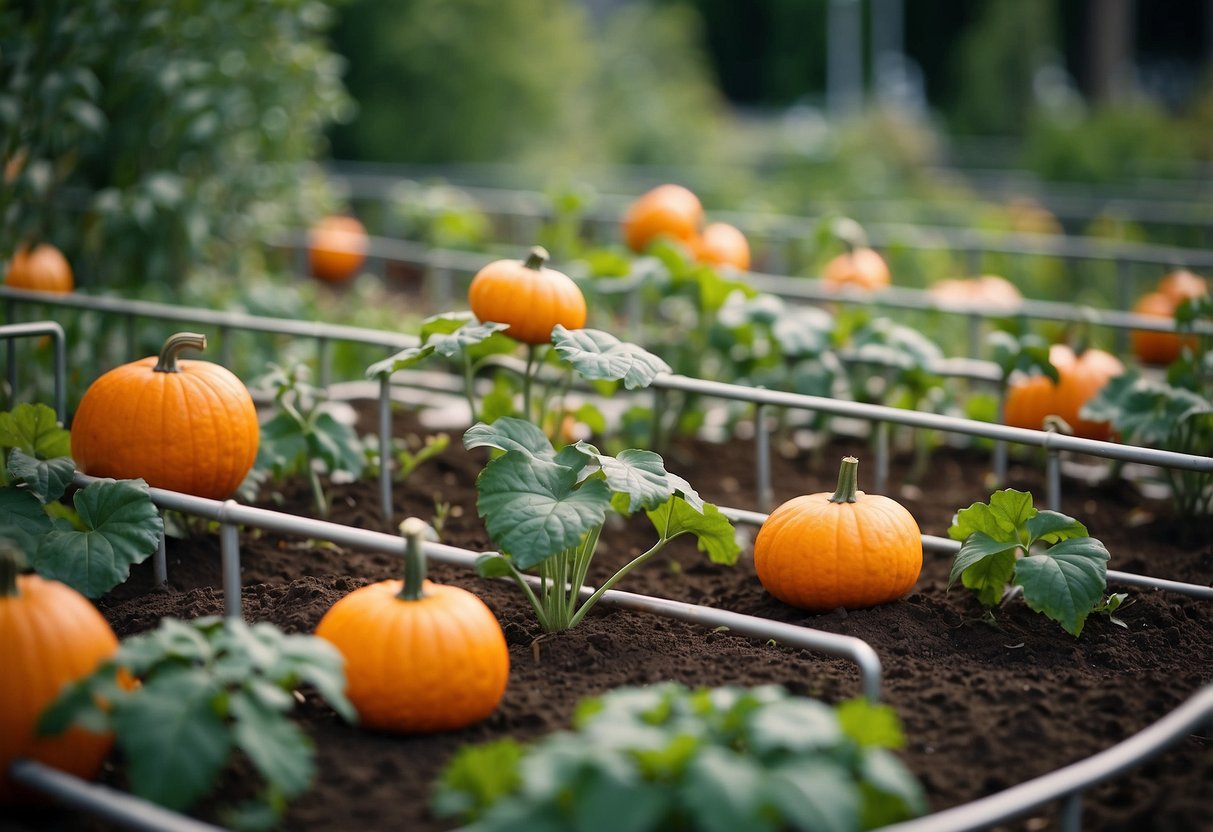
top-left (6, 397), bottom-right (1211, 832)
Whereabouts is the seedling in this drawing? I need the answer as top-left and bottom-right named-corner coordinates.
top-left (466, 417), bottom-right (739, 632)
top-left (947, 489), bottom-right (1114, 636)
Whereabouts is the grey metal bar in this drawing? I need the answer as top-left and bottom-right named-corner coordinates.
top-left (378, 373), bottom-right (393, 523)
top-left (878, 684), bottom-right (1213, 832)
top-left (646, 372), bottom-right (1213, 473)
top-left (218, 508), bottom-right (241, 620)
top-left (9, 759), bottom-right (225, 832)
top-left (1046, 446), bottom-right (1062, 511)
top-left (0, 321), bottom-right (68, 420)
top-left (1059, 792), bottom-right (1082, 832)
top-left (875, 420), bottom-right (890, 494)
top-left (755, 403), bottom-right (772, 513)
top-left (317, 336), bottom-right (332, 390)
top-left (154, 528), bottom-right (168, 590)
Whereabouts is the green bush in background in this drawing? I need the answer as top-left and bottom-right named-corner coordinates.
top-left (0, 0), bottom-right (352, 293)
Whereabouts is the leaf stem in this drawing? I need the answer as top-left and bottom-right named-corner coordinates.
top-left (567, 533), bottom-right (679, 630)
top-left (462, 354), bottom-right (479, 423)
top-left (523, 344), bottom-right (538, 421)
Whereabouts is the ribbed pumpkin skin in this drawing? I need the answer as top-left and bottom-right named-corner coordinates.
top-left (694, 222), bottom-right (751, 271)
top-left (822, 247), bottom-right (890, 292)
top-left (1004, 345), bottom-right (1124, 441)
top-left (71, 356), bottom-right (259, 499)
top-left (4, 244), bottom-right (73, 294)
top-left (468, 256), bottom-right (586, 345)
top-left (315, 579), bottom-right (509, 733)
top-left (622, 184), bottom-right (703, 253)
top-left (0, 574), bottom-right (118, 803)
top-left (754, 492), bottom-right (922, 611)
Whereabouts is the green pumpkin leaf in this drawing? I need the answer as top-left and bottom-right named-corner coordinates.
top-left (0, 486), bottom-right (54, 555)
top-left (857, 748), bottom-right (928, 827)
top-left (307, 410), bottom-right (365, 477)
top-left (464, 417), bottom-right (556, 458)
top-left (572, 443), bottom-right (672, 513)
top-left (1025, 510), bottom-right (1088, 545)
top-left (229, 691), bottom-right (315, 798)
top-left (476, 451), bottom-right (610, 569)
top-left (6, 448), bottom-right (75, 504)
top-left (949, 532), bottom-right (1019, 606)
top-left (1014, 538), bottom-right (1111, 637)
top-left (681, 747), bottom-right (776, 832)
top-left (431, 739), bottom-right (525, 820)
top-left (551, 325), bottom-right (671, 390)
top-left (772, 305), bottom-right (834, 357)
top-left (33, 478), bottom-right (163, 597)
top-left (646, 497), bottom-right (739, 566)
top-left (746, 698), bottom-right (841, 755)
top-left (114, 666), bottom-right (230, 811)
top-left (836, 699), bottom-right (906, 749)
top-left (365, 343), bottom-right (436, 378)
top-left (768, 758), bottom-right (860, 832)
top-left (947, 488), bottom-right (1036, 544)
top-left (0, 402), bottom-right (71, 459)
top-left (428, 319), bottom-right (511, 358)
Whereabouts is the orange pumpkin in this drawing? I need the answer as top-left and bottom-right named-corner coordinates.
top-left (753, 457), bottom-right (922, 611)
top-left (467, 246), bottom-right (586, 345)
top-left (308, 215), bottom-right (368, 283)
top-left (928, 275), bottom-right (1022, 310)
top-left (821, 247), bottom-right (890, 292)
top-left (1004, 344), bottom-right (1124, 441)
top-left (621, 184), bottom-right (703, 253)
top-left (1157, 269), bottom-right (1207, 304)
top-left (315, 518), bottom-right (509, 733)
top-left (4, 244), bottom-right (73, 294)
top-left (71, 332), bottom-right (259, 499)
top-left (0, 545), bottom-right (119, 803)
top-left (1130, 290), bottom-right (1197, 366)
top-left (693, 222), bottom-right (751, 271)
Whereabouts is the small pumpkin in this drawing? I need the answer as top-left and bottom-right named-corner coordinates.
top-left (1156, 268), bottom-right (1207, 304)
top-left (821, 246), bottom-right (890, 293)
top-left (71, 332), bottom-right (259, 499)
top-left (621, 184), bottom-right (703, 253)
top-left (693, 222), bottom-right (751, 271)
top-left (753, 457), bottom-right (922, 611)
top-left (0, 544), bottom-right (119, 803)
top-left (1130, 290), bottom-right (1196, 366)
top-left (1004, 344), bottom-right (1124, 441)
top-left (927, 275), bottom-right (1022, 310)
top-left (315, 518), bottom-right (509, 733)
top-left (467, 246), bottom-right (586, 345)
top-left (4, 243), bottom-right (74, 294)
top-left (308, 215), bottom-right (368, 283)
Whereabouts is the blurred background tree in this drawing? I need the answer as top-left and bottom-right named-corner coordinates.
top-left (0, 0), bottom-right (352, 293)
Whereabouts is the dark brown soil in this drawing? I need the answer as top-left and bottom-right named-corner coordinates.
top-left (6, 401), bottom-right (1212, 832)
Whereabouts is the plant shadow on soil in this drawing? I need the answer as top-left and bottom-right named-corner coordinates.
top-left (5, 400), bottom-right (1212, 832)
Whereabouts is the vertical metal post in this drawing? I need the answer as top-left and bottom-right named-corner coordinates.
top-left (1114, 258), bottom-right (1132, 355)
top-left (1059, 791), bottom-right (1083, 832)
top-left (966, 246), bottom-right (982, 277)
top-left (874, 420), bottom-right (890, 494)
top-left (219, 325), bottom-right (233, 370)
top-left (379, 374), bottom-right (393, 525)
top-left (432, 264), bottom-right (451, 312)
top-left (1046, 447), bottom-right (1062, 512)
top-left (755, 403), bottom-right (773, 513)
top-left (625, 282), bottom-right (643, 342)
top-left (827, 0), bottom-right (864, 116)
top-left (52, 325), bottom-right (67, 423)
top-left (219, 506), bottom-right (242, 620)
top-left (317, 336), bottom-right (332, 391)
top-left (153, 526), bottom-right (168, 590)
top-left (992, 390), bottom-right (1008, 486)
top-left (5, 310), bottom-right (16, 402)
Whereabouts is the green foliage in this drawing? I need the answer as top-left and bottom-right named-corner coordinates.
top-left (251, 363), bottom-right (366, 517)
top-left (0, 0), bottom-right (351, 291)
top-left (947, 489), bottom-right (1111, 636)
top-left (0, 403), bottom-right (162, 597)
top-left (40, 616), bottom-right (355, 828)
top-left (467, 418), bottom-right (738, 631)
top-left (433, 682), bottom-right (924, 831)
top-left (329, 0), bottom-right (725, 169)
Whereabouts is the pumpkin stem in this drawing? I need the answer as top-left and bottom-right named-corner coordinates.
top-left (828, 456), bottom-right (861, 504)
top-left (523, 246), bottom-right (550, 271)
top-left (397, 517), bottom-right (430, 601)
top-left (0, 540), bottom-right (27, 597)
top-left (154, 332), bottom-right (208, 373)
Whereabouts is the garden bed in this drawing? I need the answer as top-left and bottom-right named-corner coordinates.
top-left (6, 400), bottom-right (1213, 832)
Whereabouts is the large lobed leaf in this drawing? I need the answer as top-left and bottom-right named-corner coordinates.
top-left (551, 325), bottom-right (671, 390)
top-left (1014, 537), bottom-right (1111, 636)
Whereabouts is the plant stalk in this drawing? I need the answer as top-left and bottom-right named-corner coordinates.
top-left (397, 517), bottom-right (429, 601)
top-left (829, 456), bottom-right (861, 503)
top-left (0, 541), bottom-right (25, 597)
top-left (153, 332), bottom-right (208, 373)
